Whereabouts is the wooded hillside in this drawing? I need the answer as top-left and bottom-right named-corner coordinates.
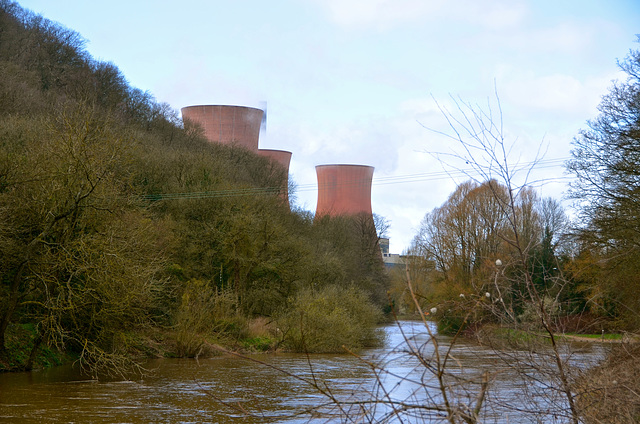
top-left (0, 1), bottom-right (389, 374)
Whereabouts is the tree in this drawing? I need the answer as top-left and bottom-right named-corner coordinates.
top-left (566, 40), bottom-right (640, 328)
top-left (412, 180), bottom-right (519, 290)
top-left (0, 102), bottom-right (172, 375)
top-left (310, 214), bottom-right (390, 309)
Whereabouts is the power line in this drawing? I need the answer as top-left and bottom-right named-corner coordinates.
top-left (296, 157), bottom-right (572, 192)
top-left (141, 186), bottom-right (285, 201)
top-left (144, 157), bottom-right (573, 199)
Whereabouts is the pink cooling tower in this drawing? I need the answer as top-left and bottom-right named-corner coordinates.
top-left (181, 105), bottom-right (263, 151)
top-left (315, 164), bottom-right (374, 217)
top-left (258, 149), bottom-right (292, 171)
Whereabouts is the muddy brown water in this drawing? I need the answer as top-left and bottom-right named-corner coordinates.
top-left (0, 321), bottom-right (607, 423)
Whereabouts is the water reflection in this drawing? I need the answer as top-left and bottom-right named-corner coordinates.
top-left (0, 321), bottom-right (608, 423)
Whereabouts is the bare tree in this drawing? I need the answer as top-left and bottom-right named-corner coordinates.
top-left (418, 90), bottom-right (581, 423)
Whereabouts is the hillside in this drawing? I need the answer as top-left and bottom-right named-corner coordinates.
top-left (0, 0), bottom-right (389, 374)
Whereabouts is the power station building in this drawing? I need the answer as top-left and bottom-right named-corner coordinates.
top-left (257, 149), bottom-right (292, 172)
top-left (379, 237), bottom-right (403, 270)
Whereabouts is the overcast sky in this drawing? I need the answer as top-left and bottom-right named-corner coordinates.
top-left (17, 0), bottom-right (640, 252)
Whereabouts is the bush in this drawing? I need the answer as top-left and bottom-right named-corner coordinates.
top-left (278, 285), bottom-right (384, 353)
top-left (174, 279), bottom-right (237, 357)
top-left (436, 313), bottom-right (467, 335)
top-left (517, 296), bottom-right (559, 330)
top-left (0, 324), bottom-right (65, 371)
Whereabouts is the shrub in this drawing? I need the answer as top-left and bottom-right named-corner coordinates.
top-left (436, 312), bottom-right (467, 335)
top-left (518, 296), bottom-right (559, 329)
top-left (174, 279), bottom-right (237, 357)
top-left (278, 285), bottom-right (384, 353)
top-left (241, 336), bottom-right (274, 352)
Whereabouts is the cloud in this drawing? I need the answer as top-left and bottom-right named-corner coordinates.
top-left (312, 0), bottom-right (444, 29)
top-left (271, 116), bottom-right (400, 171)
top-left (465, 1), bottom-right (528, 30)
top-left (476, 21), bottom-right (597, 57)
top-left (497, 68), bottom-right (623, 124)
top-left (311, 0), bottom-right (527, 30)
top-left (505, 74), bottom-right (594, 114)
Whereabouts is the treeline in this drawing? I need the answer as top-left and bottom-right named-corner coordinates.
top-left (402, 180), bottom-right (578, 333)
top-left (398, 39), bottom-right (640, 335)
top-left (0, 1), bottom-right (388, 374)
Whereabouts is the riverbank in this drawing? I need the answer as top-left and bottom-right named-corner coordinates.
top-left (558, 332), bottom-right (638, 343)
top-left (4, 316), bottom-right (637, 375)
top-left (471, 324), bottom-right (639, 351)
top-left (0, 322), bottom-right (278, 374)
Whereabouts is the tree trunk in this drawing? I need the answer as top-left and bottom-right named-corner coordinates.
top-left (0, 261), bottom-right (28, 352)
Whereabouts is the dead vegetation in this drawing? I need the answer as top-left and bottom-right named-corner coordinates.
top-left (575, 344), bottom-right (640, 423)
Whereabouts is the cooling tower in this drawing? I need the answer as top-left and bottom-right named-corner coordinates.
top-left (315, 164), bottom-right (374, 217)
top-left (181, 105), bottom-right (263, 152)
top-left (258, 149), bottom-right (292, 171)
top-left (258, 149), bottom-right (292, 205)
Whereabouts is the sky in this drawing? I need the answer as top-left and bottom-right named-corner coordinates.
top-left (17, 0), bottom-right (640, 253)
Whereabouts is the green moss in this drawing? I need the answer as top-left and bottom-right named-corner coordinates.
top-left (0, 324), bottom-right (66, 372)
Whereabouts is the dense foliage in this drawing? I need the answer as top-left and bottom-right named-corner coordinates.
top-left (567, 39), bottom-right (640, 329)
top-left (0, 1), bottom-right (388, 373)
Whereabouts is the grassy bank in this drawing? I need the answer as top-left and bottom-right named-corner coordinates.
top-left (472, 324), bottom-right (636, 350)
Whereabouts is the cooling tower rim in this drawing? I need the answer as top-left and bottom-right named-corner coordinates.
top-left (315, 164), bottom-right (375, 170)
top-left (258, 148), bottom-right (292, 154)
top-left (181, 105), bottom-right (264, 113)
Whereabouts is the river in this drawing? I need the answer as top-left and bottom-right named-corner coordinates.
top-left (0, 321), bottom-right (608, 423)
